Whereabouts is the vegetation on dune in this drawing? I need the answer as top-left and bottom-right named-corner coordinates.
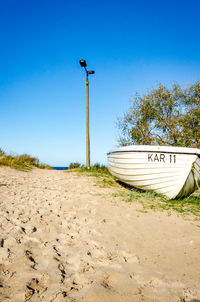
top-left (68, 162), bottom-right (110, 176)
top-left (68, 162), bottom-right (83, 169)
top-left (118, 82), bottom-right (200, 147)
top-left (67, 163), bottom-right (117, 187)
top-left (0, 149), bottom-right (51, 171)
top-left (112, 186), bottom-right (200, 217)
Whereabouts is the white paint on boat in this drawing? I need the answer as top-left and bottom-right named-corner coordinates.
top-left (107, 145), bottom-right (200, 199)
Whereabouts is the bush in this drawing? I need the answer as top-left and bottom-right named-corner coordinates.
top-left (69, 162), bottom-right (82, 169)
top-left (118, 82), bottom-right (200, 147)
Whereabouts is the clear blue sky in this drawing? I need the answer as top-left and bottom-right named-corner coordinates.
top-left (0, 0), bottom-right (200, 166)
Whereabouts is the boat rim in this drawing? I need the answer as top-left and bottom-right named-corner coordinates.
top-left (107, 145), bottom-right (200, 156)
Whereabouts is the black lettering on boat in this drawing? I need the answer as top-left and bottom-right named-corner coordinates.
top-left (148, 154), bottom-right (153, 162)
top-left (169, 154), bottom-right (176, 163)
top-left (148, 153), bottom-right (176, 163)
top-left (160, 154), bottom-right (165, 162)
top-left (154, 154), bottom-right (159, 162)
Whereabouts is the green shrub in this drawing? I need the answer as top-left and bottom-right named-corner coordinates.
top-left (69, 162), bottom-right (82, 169)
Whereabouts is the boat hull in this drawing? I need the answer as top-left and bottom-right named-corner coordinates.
top-left (107, 145), bottom-right (200, 199)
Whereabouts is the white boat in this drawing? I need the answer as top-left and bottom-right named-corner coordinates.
top-left (107, 145), bottom-right (200, 199)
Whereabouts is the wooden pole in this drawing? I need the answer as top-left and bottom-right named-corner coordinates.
top-left (86, 73), bottom-right (90, 168)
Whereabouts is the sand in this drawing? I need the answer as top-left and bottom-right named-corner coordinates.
top-left (0, 167), bottom-right (200, 302)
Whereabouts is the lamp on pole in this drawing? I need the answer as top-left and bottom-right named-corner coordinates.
top-left (79, 59), bottom-right (95, 168)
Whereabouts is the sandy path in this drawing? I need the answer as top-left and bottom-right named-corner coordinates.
top-left (0, 167), bottom-right (200, 302)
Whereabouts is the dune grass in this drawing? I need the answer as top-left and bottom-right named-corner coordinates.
top-left (68, 163), bottom-right (109, 175)
top-left (0, 149), bottom-right (51, 171)
top-left (67, 163), bottom-right (117, 187)
top-left (113, 186), bottom-right (200, 216)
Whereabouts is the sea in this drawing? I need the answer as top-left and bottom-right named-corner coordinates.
top-left (52, 167), bottom-right (68, 170)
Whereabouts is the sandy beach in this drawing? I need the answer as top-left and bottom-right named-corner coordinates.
top-left (0, 167), bottom-right (200, 302)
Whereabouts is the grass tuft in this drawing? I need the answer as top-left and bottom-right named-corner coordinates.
top-left (67, 163), bottom-right (117, 187)
top-left (0, 149), bottom-right (51, 171)
top-left (68, 163), bottom-right (109, 176)
top-left (113, 186), bottom-right (200, 216)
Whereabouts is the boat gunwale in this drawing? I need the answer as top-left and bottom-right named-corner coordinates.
top-left (107, 150), bottom-right (200, 157)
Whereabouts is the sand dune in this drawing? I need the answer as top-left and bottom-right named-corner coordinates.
top-left (0, 167), bottom-right (200, 302)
